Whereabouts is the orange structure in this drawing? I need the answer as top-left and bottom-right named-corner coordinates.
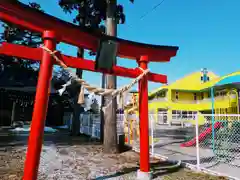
top-left (0, 1), bottom-right (178, 180)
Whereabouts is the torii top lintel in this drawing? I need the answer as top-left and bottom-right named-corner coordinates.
top-left (0, 1), bottom-right (179, 62)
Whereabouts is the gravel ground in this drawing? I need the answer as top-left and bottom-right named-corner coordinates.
top-left (0, 131), bottom-right (228, 180)
top-left (0, 144), bottom-right (141, 180)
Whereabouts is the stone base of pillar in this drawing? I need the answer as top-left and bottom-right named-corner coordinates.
top-left (136, 169), bottom-right (153, 180)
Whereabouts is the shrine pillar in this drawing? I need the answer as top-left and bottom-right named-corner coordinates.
top-left (137, 55), bottom-right (152, 180)
top-left (23, 30), bottom-right (56, 180)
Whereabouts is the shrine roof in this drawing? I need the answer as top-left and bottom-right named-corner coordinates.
top-left (0, 1), bottom-right (179, 62)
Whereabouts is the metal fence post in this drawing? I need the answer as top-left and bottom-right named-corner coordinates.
top-left (132, 118), bottom-right (135, 147)
top-left (92, 124), bottom-right (95, 137)
top-left (88, 114), bottom-right (90, 135)
top-left (195, 113), bottom-right (200, 171)
top-left (69, 113), bottom-right (73, 131)
top-left (150, 114), bottom-right (154, 156)
top-left (128, 115), bottom-right (131, 145)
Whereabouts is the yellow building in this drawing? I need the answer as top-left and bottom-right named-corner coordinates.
top-left (148, 69), bottom-right (240, 125)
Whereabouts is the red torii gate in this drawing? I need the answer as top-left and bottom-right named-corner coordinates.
top-left (0, 1), bottom-right (178, 180)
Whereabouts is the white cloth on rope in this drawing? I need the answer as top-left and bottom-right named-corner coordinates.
top-left (84, 93), bottom-right (96, 111)
top-left (58, 80), bottom-right (72, 96)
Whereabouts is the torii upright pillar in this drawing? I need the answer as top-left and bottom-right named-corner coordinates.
top-left (137, 55), bottom-right (152, 179)
top-left (23, 30), bottom-right (56, 180)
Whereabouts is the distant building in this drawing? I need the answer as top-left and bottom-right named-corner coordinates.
top-left (0, 67), bottom-right (69, 126)
top-left (148, 69), bottom-right (240, 125)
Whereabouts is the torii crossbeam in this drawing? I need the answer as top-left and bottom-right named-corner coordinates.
top-left (0, 1), bottom-right (179, 180)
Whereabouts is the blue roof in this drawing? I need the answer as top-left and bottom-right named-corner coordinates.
top-left (215, 74), bottom-right (240, 86)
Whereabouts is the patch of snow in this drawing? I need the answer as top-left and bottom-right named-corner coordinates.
top-left (10, 127), bottom-right (30, 132)
top-left (55, 125), bottom-right (69, 129)
top-left (10, 126), bottom-right (58, 132)
top-left (44, 127), bottom-right (58, 133)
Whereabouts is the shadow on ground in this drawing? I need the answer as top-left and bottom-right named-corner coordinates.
top-left (93, 161), bottom-right (182, 180)
top-left (0, 128), bottom-right (132, 155)
top-left (0, 128), bottom-right (103, 148)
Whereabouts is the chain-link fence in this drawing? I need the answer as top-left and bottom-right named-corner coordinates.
top-left (125, 113), bottom-right (240, 179)
top-left (77, 112), bottom-right (240, 179)
top-left (199, 115), bottom-right (240, 172)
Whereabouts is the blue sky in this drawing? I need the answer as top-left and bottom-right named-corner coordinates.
top-left (5, 0), bottom-right (240, 92)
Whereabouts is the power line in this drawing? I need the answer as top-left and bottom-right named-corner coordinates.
top-left (139, 0), bottom-right (166, 20)
top-left (126, 0), bottom-right (166, 29)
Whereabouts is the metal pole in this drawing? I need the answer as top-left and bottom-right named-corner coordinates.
top-left (23, 30), bottom-right (56, 180)
top-left (150, 114), bottom-right (154, 156)
top-left (88, 113), bottom-right (90, 135)
top-left (211, 87), bottom-right (215, 153)
top-left (128, 117), bottom-right (131, 145)
top-left (195, 113), bottom-right (200, 171)
top-left (137, 55), bottom-right (151, 179)
top-left (11, 101), bottom-right (16, 126)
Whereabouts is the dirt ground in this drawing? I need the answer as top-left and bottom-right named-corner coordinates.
top-left (0, 130), bottom-right (228, 180)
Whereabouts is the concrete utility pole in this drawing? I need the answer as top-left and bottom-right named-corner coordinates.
top-left (103, 0), bottom-right (118, 153)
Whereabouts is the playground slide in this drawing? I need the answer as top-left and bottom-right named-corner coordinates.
top-left (180, 122), bottom-right (222, 147)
